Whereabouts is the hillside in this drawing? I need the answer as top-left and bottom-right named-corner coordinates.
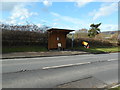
top-left (101, 30), bottom-right (120, 35)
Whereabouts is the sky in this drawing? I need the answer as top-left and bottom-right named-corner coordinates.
top-left (0, 0), bottom-right (119, 32)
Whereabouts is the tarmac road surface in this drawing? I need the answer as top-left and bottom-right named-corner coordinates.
top-left (2, 53), bottom-right (119, 88)
top-left (2, 53), bottom-right (118, 73)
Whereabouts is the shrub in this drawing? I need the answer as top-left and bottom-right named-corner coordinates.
top-left (2, 29), bottom-right (48, 47)
top-left (66, 37), bottom-right (113, 48)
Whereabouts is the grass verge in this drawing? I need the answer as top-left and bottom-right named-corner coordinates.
top-left (2, 46), bottom-right (120, 54)
top-left (2, 46), bottom-right (48, 54)
top-left (70, 46), bottom-right (120, 54)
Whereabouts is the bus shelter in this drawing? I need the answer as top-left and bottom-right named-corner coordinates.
top-left (47, 28), bottom-right (74, 50)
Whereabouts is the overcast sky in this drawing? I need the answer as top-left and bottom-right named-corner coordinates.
top-left (0, 0), bottom-right (119, 31)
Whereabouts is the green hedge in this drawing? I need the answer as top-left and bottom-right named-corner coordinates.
top-left (2, 29), bottom-right (115, 49)
top-left (66, 37), bottom-right (113, 48)
top-left (2, 29), bottom-right (48, 47)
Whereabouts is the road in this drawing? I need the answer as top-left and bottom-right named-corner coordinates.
top-left (2, 53), bottom-right (119, 88)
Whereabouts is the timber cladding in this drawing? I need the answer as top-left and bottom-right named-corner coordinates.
top-left (47, 28), bottom-right (74, 50)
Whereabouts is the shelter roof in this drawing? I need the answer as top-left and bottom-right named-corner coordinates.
top-left (47, 28), bottom-right (75, 33)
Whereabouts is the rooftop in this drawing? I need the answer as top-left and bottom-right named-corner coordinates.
top-left (47, 28), bottom-right (75, 33)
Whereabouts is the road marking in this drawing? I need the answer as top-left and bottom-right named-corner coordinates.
top-left (111, 84), bottom-right (120, 88)
top-left (107, 59), bottom-right (118, 62)
top-left (42, 62), bottom-right (91, 69)
top-left (42, 59), bottom-right (118, 70)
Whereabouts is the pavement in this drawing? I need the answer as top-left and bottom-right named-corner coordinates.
top-left (2, 51), bottom-right (90, 59)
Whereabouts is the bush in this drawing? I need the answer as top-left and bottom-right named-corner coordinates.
top-left (2, 29), bottom-right (48, 47)
top-left (66, 37), bottom-right (113, 48)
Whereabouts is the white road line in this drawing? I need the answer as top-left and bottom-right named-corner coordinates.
top-left (107, 59), bottom-right (118, 62)
top-left (42, 58), bottom-right (118, 70)
top-left (111, 84), bottom-right (120, 88)
top-left (42, 62), bottom-right (91, 69)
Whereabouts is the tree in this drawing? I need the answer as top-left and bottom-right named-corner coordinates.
top-left (88, 23), bottom-right (101, 38)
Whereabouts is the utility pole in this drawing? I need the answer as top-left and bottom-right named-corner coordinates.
top-left (72, 33), bottom-right (74, 48)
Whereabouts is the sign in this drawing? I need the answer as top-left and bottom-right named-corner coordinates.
top-left (58, 43), bottom-right (62, 47)
top-left (57, 37), bottom-right (59, 40)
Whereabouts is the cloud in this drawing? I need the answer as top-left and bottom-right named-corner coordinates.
top-left (52, 23), bottom-right (59, 26)
top-left (1, 4), bottom-right (38, 25)
top-left (74, 0), bottom-right (94, 7)
top-left (50, 12), bottom-right (84, 25)
top-left (50, 12), bottom-right (60, 17)
top-left (66, 0), bottom-right (119, 2)
top-left (90, 3), bottom-right (118, 20)
top-left (53, 19), bottom-right (60, 21)
top-left (100, 24), bottom-right (118, 31)
top-left (2, 0), bottom-right (120, 2)
top-left (43, 0), bottom-right (52, 6)
top-left (50, 12), bottom-right (88, 30)
top-left (10, 5), bottom-right (38, 20)
top-left (50, 12), bottom-right (118, 31)
top-left (0, 2), bottom-right (34, 12)
top-left (41, 7), bottom-right (50, 13)
top-left (66, 0), bottom-right (119, 8)
top-left (0, 2), bottom-right (20, 11)
top-left (1, 0), bottom-right (39, 2)
top-left (36, 23), bottom-right (42, 27)
top-left (1, 19), bottom-right (17, 25)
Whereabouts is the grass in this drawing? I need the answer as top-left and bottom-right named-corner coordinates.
top-left (70, 46), bottom-right (120, 54)
top-left (95, 47), bottom-right (119, 53)
top-left (2, 46), bottom-right (48, 53)
top-left (2, 45), bottom-right (120, 54)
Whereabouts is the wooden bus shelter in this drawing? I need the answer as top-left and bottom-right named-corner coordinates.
top-left (47, 28), bottom-right (74, 50)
